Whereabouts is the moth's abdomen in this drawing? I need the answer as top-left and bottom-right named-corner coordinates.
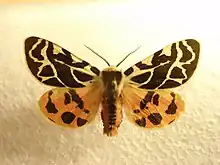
top-left (100, 67), bottom-right (124, 136)
top-left (101, 95), bottom-right (122, 137)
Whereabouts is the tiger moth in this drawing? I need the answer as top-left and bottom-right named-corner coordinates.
top-left (25, 36), bottom-right (200, 136)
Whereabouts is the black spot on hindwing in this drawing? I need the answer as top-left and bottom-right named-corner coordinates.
top-left (165, 99), bottom-right (177, 114)
top-left (165, 92), bottom-right (177, 114)
top-left (135, 117), bottom-right (146, 127)
top-left (61, 112), bottom-right (76, 124)
top-left (64, 92), bottom-right (71, 105)
top-left (148, 113), bottom-right (162, 125)
top-left (152, 94), bottom-right (159, 106)
top-left (77, 118), bottom-right (88, 127)
top-left (140, 99), bottom-right (147, 110)
top-left (140, 91), bottom-right (155, 109)
top-left (68, 89), bottom-right (84, 109)
top-left (46, 91), bottom-right (58, 114)
top-left (145, 91), bottom-right (155, 102)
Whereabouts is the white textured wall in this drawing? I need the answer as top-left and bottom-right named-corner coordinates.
top-left (0, 1), bottom-right (220, 165)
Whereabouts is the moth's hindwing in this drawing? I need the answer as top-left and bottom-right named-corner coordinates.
top-left (124, 39), bottom-right (200, 89)
top-left (25, 36), bottom-right (100, 88)
top-left (39, 84), bottom-right (102, 128)
top-left (122, 85), bottom-right (184, 128)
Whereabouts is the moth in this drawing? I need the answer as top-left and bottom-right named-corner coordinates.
top-left (25, 36), bottom-right (200, 136)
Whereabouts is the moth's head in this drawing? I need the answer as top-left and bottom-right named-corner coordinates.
top-left (101, 66), bottom-right (123, 83)
top-left (101, 66), bottom-right (124, 93)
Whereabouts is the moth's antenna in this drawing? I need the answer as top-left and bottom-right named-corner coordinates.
top-left (116, 45), bottom-right (141, 67)
top-left (84, 45), bottom-right (110, 66)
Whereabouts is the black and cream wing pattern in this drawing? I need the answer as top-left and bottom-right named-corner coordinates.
top-left (25, 36), bottom-right (100, 88)
top-left (122, 39), bottom-right (200, 128)
top-left (25, 36), bottom-right (103, 129)
top-left (123, 39), bottom-right (200, 89)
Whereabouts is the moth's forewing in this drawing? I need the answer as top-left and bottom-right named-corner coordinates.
top-left (124, 39), bottom-right (200, 89)
top-left (25, 36), bottom-right (100, 88)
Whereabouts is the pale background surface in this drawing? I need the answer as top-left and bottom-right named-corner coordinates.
top-left (0, 1), bottom-right (220, 165)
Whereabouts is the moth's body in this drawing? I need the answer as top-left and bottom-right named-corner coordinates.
top-left (25, 36), bottom-right (200, 137)
top-left (100, 67), bottom-right (124, 136)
